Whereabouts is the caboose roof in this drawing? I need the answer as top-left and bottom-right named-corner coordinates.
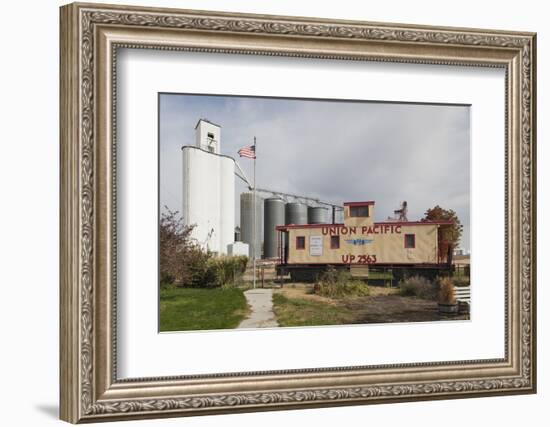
top-left (276, 220), bottom-right (453, 231)
top-left (343, 201), bottom-right (375, 207)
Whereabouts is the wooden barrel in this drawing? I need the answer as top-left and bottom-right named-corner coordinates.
top-left (438, 303), bottom-right (458, 315)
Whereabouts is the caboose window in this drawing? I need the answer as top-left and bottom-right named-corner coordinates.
top-left (330, 235), bottom-right (340, 249)
top-left (296, 236), bottom-right (305, 250)
top-left (350, 205), bottom-right (369, 217)
top-left (404, 234), bottom-right (416, 248)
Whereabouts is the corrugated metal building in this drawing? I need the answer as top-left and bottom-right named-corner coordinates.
top-left (240, 192), bottom-right (263, 259)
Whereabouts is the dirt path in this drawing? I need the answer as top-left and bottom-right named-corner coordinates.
top-left (275, 284), bottom-right (468, 324)
top-left (238, 289), bottom-right (279, 328)
top-left (343, 295), bottom-right (469, 323)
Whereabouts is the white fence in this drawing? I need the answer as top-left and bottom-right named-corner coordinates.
top-left (454, 286), bottom-right (471, 304)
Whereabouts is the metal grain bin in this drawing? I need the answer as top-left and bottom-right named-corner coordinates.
top-left (285, 202), bottom-right (307, 225)
top-left (284, 202), bottom-right (307, 250)
top-left (307, 206), bottom-right (329, 224)
top-left (263, 197), bottom-right (285, 259)
top-left (240, 192), bottom-right (263, 259)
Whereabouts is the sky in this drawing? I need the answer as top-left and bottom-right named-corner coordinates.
top-left (159, 94), bottom-right (471, 251)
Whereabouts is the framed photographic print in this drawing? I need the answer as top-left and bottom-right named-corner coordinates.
top-left (60, 2), bottom-right (537, 423)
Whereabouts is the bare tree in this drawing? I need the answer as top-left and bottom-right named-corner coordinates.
top-left (159, 207), bottom-right (196, 286)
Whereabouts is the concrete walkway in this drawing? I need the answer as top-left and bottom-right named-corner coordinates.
top-left (238, 288), bottom-right (279, 329)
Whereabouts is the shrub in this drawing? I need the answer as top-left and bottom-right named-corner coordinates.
top-left (160, 271), bottom-right (175, 287)
top-left (399, 275), bottom-right (437, 299)
top-left (207, 258), bottom-right (229, 288)
top-left (160, 278), bottom-right (176, 291)
top-left (184, 247), bottom-right (215, 287)
top-left (188, 255), bottom-right (250, 288)
top-left (234, 255), bottom-right (249, 275)
top-left (438, 277), bottom-right (456, 305)
top-left (315, 267), bottom-right (370, 298)
top-left (159, 208), bottom-right (251, 288)
top-left (210, 257), bottom-right (237, 288)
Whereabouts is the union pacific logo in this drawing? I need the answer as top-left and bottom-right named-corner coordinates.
top-left (345, 238), bottom-right (374, 245)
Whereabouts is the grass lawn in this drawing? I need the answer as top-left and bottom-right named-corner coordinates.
top-left (272, 293), bottom-right (356, 327)
top-left (160, 287), bottom-right (249, 332)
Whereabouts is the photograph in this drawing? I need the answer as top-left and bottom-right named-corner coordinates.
top-left (158, 94), bottom-right (471, 332)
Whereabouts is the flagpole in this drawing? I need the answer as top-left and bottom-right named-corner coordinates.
top-left (253, 136), bottom-right (257, 289)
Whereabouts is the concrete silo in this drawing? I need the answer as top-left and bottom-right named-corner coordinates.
top-left (182, 119), bottom-right (235, 255)
top-left (263, 197), bottom-right (285, 259)
top-left (240, 192), bottom-right (263, 259)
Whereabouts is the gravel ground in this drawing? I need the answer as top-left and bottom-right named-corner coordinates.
top-left (275, 284), bottom-right (469, 324)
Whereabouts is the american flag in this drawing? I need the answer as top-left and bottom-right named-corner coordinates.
top-left (238, 144), bottom-right (256, 159)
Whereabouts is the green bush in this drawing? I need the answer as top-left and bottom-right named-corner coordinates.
top-left (186, 255), bottom-right (249, 288)
top-left (315, 267), bottom-right (370, 298)
top-left (159, 209), bottom-right (249, 288)
top-left (160, 271), bottom-right (176, 288)
top-left (233, 255), bottom-right (249, 275)
top-left (208, 257), bottom-right (237, 288)
top-left (399, 275), bottom-right (438, 299)
top-left (184, 247), bottom-right (215, 287)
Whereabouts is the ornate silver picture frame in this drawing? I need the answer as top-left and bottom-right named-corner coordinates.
top-left (60, 2), bottom-right (536, 423)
